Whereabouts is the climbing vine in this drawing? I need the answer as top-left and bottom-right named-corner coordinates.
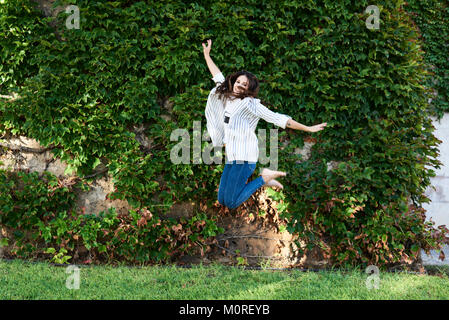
top-left (0, 0), bottom-right (448, 268)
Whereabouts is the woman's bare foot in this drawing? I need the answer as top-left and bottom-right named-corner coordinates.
top-left (260, 168), bottom-right (287, 184)
top-left (265, 179), bottom-right (283, 189)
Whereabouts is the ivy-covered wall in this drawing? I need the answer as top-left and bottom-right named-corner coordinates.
top-left (404, 0), bottom-right (449, 119)
top-left (1, 0), bottom-right (448, 268)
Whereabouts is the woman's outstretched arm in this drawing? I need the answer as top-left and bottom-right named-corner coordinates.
top-left (286, 119), bottom-right (327, 132)
top-left (202, 39), bottom-right (221, 78)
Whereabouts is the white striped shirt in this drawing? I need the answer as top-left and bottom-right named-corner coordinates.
top-left (205, 72), bottom-right (292, 162)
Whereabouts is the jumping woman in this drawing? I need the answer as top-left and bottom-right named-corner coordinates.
top-left (202, 39), bottom-right (327, 210)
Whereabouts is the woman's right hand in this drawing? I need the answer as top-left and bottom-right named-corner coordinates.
top-left (202, 39), bottom-right (212, 56)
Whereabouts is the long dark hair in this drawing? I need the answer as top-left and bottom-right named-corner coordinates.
top-left (215, 70), bottom-right (260, 106)
top-left (215, 70), bottom-right (280, 111)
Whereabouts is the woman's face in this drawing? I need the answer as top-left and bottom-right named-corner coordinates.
top-left (233, 75), bottom-right (249, 95)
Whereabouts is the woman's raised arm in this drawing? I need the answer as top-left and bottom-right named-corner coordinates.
top-left (202, 39), bottom-right (221, 78)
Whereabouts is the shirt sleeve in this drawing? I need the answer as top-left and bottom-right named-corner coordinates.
top-left (211, 72), bottom-right (226, 87)
top-left (205, 92), bottom-right (225, 147)
top-left (246, 98), bottom-right (292, 129)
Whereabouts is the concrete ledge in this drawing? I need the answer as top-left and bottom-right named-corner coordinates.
top-left (421, 245), bottom-right (449, 266)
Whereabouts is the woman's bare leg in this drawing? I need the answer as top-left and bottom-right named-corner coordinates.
top-left (265, 179), bottom-right (283, 189)
top-left (260, 168), bottom-right (287, 184)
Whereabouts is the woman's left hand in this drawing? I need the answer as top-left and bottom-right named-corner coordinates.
top-left (308, 122), bottom-right (327, 133)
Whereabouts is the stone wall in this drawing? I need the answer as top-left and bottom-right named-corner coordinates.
top-left (1, 0), bottom-right (436, 267)
top-left (423, 113), bottom-right (449, 228)
top-left (421, 113), bottom-right (449, 265)
top-left (0, 131), bottom-right (323, 267)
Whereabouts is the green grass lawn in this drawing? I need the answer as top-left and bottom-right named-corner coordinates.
top-left (1, 259), bottom-right (448, 300)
